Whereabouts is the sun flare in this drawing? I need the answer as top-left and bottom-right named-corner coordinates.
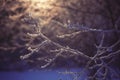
top-left (22, 0), bottom-right (54, 3)
top-left (20, 0), bottom-right (55, 9)
top-left (15, 0), bottom-right (62, 25)
top-left (31, 0), bottom-right (49, 3)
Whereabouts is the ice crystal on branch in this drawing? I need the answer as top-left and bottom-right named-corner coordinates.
top-left (20, 13), bottom-right (90, 69)
top-left (20, 13), bottom-right (120, 80)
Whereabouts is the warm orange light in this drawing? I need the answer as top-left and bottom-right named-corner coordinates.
top-left (26, 0), bottom-right (53, 3)
top-left (18, 0), bottom-right (58, 25)
top-left (20, 0), bottom-right (55, 9)
top-left (35, 0), bottom-right (49, 3)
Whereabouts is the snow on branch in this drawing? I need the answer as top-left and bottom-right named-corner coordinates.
top-left (20, 13), bottom-right (120, 80)
top-left (84, 32), bottom-right (120, 80)
top-left (20, 13), bottom-right (91, 69)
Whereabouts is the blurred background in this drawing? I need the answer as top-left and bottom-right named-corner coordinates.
top-left (0, 0), bottom-right (120, 80)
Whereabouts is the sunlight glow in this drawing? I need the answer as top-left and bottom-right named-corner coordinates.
top-left (21, 0), bottom-right (55, 9)
top-left (33, 0), bottom-right (49, 3)
top-left (18, 0), bottom-right (59, 25)
top-left (28, 0), bottom-right (54, 3)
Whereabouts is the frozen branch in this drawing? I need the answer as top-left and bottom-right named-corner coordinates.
top-left (20, 14), bottom-right (91, 69)
top-left (19, 13), bottom-right (120, 80)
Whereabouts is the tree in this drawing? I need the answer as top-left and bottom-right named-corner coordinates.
top-left (0, 0), bottom-right (120, 79)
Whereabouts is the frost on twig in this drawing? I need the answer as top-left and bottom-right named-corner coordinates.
top-left (59, 30), bottom-right (120, 80)
top-left (20, 13), bottom-right (120, 80)
top-left (57, 31), bottom-right (82, 38)
top-left (20, 13), bottom-right (91, 69)
top-left (85, 33), bottom-right (120, 80)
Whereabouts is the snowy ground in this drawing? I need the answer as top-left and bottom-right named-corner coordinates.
top-left (0, 68), bottom-right (88, 80)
